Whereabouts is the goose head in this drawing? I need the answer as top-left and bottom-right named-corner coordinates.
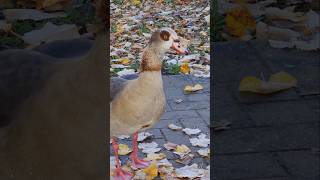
top-left (149, 27), bottom-right (189, 55)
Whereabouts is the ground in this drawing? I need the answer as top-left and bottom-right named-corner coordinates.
top-left (212, 40), bottom-right (319, 180)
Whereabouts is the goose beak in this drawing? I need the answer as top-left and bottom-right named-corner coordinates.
top-left (171, 42), bottom-right (188, 55)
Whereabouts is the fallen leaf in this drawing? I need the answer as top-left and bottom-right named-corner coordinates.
top-left (180, 63), bottom-right (190, 74)
top-left (265, 7), bottom-right (307, 22)
top-left (174, 144), bottom-right (191, 158)
top-left (138, 142), bottom-right (161, 154)
top-left (138, 132), bottom-right (153, 142)
top-left (144, 153), bottom-right (166, 161)
top-left (118, 144), bottom-right (132, 155)
top-left (197, 148), bottom-right (210, 157)
top-left (117, 135), bottom-right (130, 140)
top-left (22, 22), bottom-right (80, 46)
top-left (117, 69), bottom-right (136, 77)
top-left (163, 142), bottom-right (178, 151)
top-left (176, 153), bottom-right (194, 165)
top-left (184, 84), bottom-right (204, 92)
top-left (226, 6), bottom-right (256, 37)
top-left (182, 128), bottom-right (201, 135)
top-left (131, 0), bottom-right (141, 6)
top-left (239, 71), bottom-right (298, 94)
top-left (175, 164), bottom-right (206, 178)
top-left (175, 98), bottom-right (183, 104)
top-left (143, 163), bottom-right (158, 180)
top-left (168, 123), bottom-right (183, 130)
top-left (189, 133), bottom-right (210, 147)
top-left (120, 58), bottom-right (131, 65)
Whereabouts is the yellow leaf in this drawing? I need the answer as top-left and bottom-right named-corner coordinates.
top-left (118, 144), bottom-right (132, 155)
top-left (269, 71), bottom-right (297, 87)
top-left (144, 153), bottom-right (166, 161)
top-left (180, 63), bottom-right (190, 74)
top-left (184, 85), bottom-right (193, 92)
top-left (175, 144), bottom-right (190, 154)
top-left (193, 84), bottom-right (204, 91)
top-left (184, 84), bottom-right (204, 92)
top-left (238, 72), bottom-right (298, 94)
top-left (120, 58), bottom-right (131, 65)
top-left (238, 76), bottom-right (262, 92)
top-left (226, 6), bottom-right (256, 37)
top-left (142, 163), bottom-right (158, 180)
top-left (114, 24), bottom-right (124, 36)
top-left (131, 0), bottom-right (141, 5)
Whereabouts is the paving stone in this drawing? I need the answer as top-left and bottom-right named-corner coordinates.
top-left (246, 101), bottom-right (319, 126)
top-left (145, 128), bottom-right (164, 139)
top-left (180, 117), bottom-right (210, 133)
top-left (213, 103), bottom-right (254, 128)
top-left (303, 98), bottom-right (320, 114)
top-left (197, 109), bottom-right (210, 126)
top-left (214, 123), bottom-right (319, 154)
top-left (213, 153), bottom-right (287, 180)
top-left (186, 93), bottom-right (210, 102)
top-left (213, 83), bottom-right (236, 107)
top-left (153, 119), bottom-right (183, 129)
top-left (255, 123), bottom-right (319, 151)
top-left (212, 128), bottom-right (263, 154)
top-left (161, 110), bottom-right (200, 120)
top-left (163, 75), bottom-right (193, 89)
top-left (191, 157), bottom-right (210, 168)
top-left (161, 128), bottom-right (191, 147)
top-left (275, 151), bottom-right (320, 179)
top-left (169, 100), bottom-right (209, 111)
top-left (245, 177), bottom-right (292, 180)
top-left (213, 41), bottom-right (272, 83)
top-left (164, 102), bottom-right (172, 112)
top-left (164, 87), bottom-right (187, 100)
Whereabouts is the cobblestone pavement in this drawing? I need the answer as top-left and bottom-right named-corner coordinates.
top-left (212, 40), bottom-right (319, 180)
top-left (110, 75), bottom-right (210, 170)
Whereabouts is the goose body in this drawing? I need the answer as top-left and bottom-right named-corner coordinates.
top-left (110, 71), bottom-right (165, 136)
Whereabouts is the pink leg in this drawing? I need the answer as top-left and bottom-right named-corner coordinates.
top-left (130, 132), bottom-right (150, 169)
top-left (112, 137), bottom-right (133, 180)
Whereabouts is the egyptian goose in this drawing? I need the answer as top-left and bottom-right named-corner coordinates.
top-left (110, 27), bottom-right (188, 179)
top-left (0, 1), bottom-right (107, 179)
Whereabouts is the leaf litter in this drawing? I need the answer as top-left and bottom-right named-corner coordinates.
top-left (217, 0), bottom-right (320, 51)
top-left (110, 0), bottom-right (210, 77)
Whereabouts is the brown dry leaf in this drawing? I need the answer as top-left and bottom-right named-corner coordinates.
top-left (176, 153), bottom-right (194, 165)
top-left (142, 163), bottom-right (158, 180)
top-left (239, 71), bottom-right (297, 94)
top-left (226, 6), bottom-right (256, 37)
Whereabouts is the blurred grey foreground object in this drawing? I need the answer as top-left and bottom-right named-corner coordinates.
top-left (33, 38), bottom-right (94, 58)
top-left (0, 38), bottom-right (94, 127)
